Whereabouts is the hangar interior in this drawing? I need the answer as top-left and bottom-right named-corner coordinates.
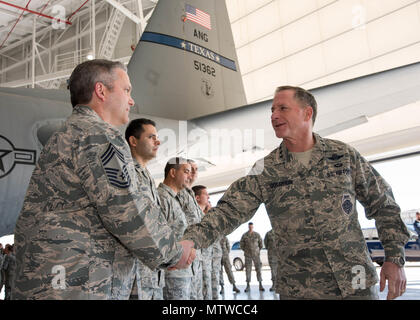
top-left (1, 0), bottom-right (420, 187)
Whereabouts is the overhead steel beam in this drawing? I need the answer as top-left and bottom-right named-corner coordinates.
top-left (104, 0), bottom-right (141, 24)
top-left (0, 0), bottom-right (72, 25)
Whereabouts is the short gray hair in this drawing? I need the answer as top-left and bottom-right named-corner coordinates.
top-left (68, 59), bottom-right (126, 107)
top-left (275, 86), bottom-right (317, 125)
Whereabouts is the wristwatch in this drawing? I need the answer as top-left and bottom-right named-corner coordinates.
top-left (385, 256), bottom-right (405, 267)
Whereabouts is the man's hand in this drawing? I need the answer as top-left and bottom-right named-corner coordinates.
top-left (379, 261), bottom-right (407, 300)
top-left (168, 240), bottom-right (196, 271)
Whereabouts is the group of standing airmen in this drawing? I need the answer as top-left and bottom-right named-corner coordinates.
top-left (10, 59), bottom-right (410, 300)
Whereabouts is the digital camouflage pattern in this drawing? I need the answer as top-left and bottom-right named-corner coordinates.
top-left (178, 188), bottom-right (204, 300)
top-left (201, 245), bottom-right (213, 300)
top-left (157, 183), bottom-right (192, 299)
top-left (220, 236), bottom-right (236, 285)
top-left (211, 237), bottom-right (223, 299)
top-left (264, 229), bottom-right (278, 287)
top-left (163, 277), bottom-right (191, 300)
top-left (132, 162), bottom-right (165, 300)
top-left (12, 105), bottom-right (183, 300)
top-left (240, 231), bottom-right (263, 282)
top-left (183, 133), bottom-right (410, 299)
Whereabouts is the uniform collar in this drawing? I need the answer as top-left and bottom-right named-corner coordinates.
top-left (158, 182), bottom-right (178, 198)
top-left (274, 133), bottom-right (326, 169)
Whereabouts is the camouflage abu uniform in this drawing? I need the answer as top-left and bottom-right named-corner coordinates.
top-left (3, 252), bottom-right (16, 300)
top-left (201, 241), bottom-right (213, 299)
top-left (157, 183), bottom-right (192, 300)
top-left (220, 236), bottom-right (236, 286)
top-left (131, 162), bottom-right (165, 300)
top-left (183, 134), bottom-right (410, 299)
top-left (211, 236), bottom-right (223, 299)
top-left (264, 229), bottom-right (278, 289)
top-left (240, 231), bottom-right (263, 283)
top-left (13, 105), bottom-right (183, 300)
top-left (178, 188), bottom-right (204, 300)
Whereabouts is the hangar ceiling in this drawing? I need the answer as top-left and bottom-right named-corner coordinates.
top-left (0, 0), bottom-right (158, 88)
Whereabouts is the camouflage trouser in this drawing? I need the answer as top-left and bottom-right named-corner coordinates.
top-left (280, 286), bottom-right (379, 300)
top-left (267, 253), bottom-right (278, 287)
top-left (129, 277), bottom-right (164, 300)
top-left (211, 256), bottom-right (222, 299)
top-left (221, 255), bottom-right (236, 285)
top-left (139, 287), bottom-right (163, 300)
top-left (245, 253), bottom-right (262, 282)
top-left (190, 260), bottom-right (203, 300)
top-left (163, 277), bottom-right (192, 300)
top-left (202, 259), bottom-right (212, 299)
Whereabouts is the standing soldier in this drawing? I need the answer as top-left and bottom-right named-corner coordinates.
top-left (264, 229), bottom-right (278, 292)
top-left (158, 158), bottom-right (193, 300)
top-left (192, 185), bottom-right (212, 300)
top-left (0, 243), bottom-right (3, 296)
top-left (220, 236), bottom-right (241, 294)
top-left (240, 222), bottom-right (264, 292)
top-left (178, 160), bottom-right (204, 300)
top-left (210, 209), bottom-right (223, 300)
top-left (3, 244), bottom-right (16, 300)
top-left (12, 60), bottom-right (195, 300)
top-left (125, 118), bottom-right (165, 300)
top-left (182, 85), bottom-right (409, 300)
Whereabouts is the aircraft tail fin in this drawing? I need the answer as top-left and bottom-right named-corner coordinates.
top-left (127, 0), bottom-right (246, 120)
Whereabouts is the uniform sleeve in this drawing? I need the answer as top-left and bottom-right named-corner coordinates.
top-left (76, 136), bottom-right (182, 270)
top-left (414, 221), bottom-right (420, 236)
top-left (353, 148), bottom-right (410, 259)
top-left (182, 170), bottom-right (264, 249)
top-left (258, 234), bottom-right (263, 250)
top-left (240, 234), bottom-right (246, 252)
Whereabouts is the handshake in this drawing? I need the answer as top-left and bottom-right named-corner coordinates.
top-left (168, 240), bottom-right (196, 270)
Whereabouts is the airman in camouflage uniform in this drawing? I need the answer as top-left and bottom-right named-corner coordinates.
top-left (240, 223), bottom-right (264, 292)
top-left (220, 236), bottom-right (240, 294)
top-left (12, 60), bottom-right (194, 300)
top-left (183, 86), bottom-right (410, 300)
top-left (211, 232), bottom-right (223, 299)
top-left (158, 158), bottom-right (193, 300)
top-left (192, 185), bottom-right (212, 300)
top-left (264, 229), bottom-right (278, 291)
top-left (3, 245), bottom-right (16, 300)
top-left (178, 160), bottom-right (204, 300)
top-left (125, 119), bottom-right (165, 300)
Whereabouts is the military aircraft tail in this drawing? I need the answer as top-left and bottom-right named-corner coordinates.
top-left (127, 0), bottom-right (247, 120)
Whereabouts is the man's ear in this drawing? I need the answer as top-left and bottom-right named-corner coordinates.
top-left (94, 82), bottom-right (106, 102)
top-left (128, 135), bottom-right (137, 148)
top-left (305, 106), bottom-right (313, 122)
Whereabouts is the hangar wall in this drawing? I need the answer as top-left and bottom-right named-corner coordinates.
top-left (225, 0), bottom-right (420, 104)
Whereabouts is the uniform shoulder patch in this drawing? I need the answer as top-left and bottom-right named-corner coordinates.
top-left (341, 193), bottom-right (353, 215)
top-left (101, 143), bottom-right (131, 189)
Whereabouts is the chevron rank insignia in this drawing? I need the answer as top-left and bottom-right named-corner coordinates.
top-left (101, 143), bottom-right (131, 189)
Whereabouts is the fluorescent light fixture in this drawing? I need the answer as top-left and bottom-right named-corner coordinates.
top-left (319, 115), bottom-right (368, 137)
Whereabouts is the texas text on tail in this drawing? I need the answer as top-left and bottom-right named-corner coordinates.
top-left (1, 0), bottom-right (420, 237)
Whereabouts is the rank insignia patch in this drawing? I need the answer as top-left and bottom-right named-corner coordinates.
top-left (101, 143), bottom-right (131, 189)
top-left (341, 194), bottom-right (353, 215)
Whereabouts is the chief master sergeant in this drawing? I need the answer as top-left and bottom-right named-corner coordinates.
top-left (12, 59), bottom-right (195, 300)
top-left (182, 85), bottom-right (410, 300)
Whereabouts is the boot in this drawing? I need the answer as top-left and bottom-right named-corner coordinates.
top-left (244, 282), bottom-right (250, 292)
top-left (269, 286), bottom-right (274, 292)
top-left (232, 284), bottom-right (240, 293)
top-left (220, 285), bottom-right (224, 295)
top-left (259, 281), bottom-right (265, 291)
